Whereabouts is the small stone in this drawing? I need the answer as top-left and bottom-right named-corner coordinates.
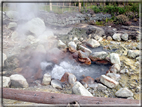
top-left (58, 40), bottom-right (67, 49)
top-left (90, 51), bottom-right (108, 61)
top-left (42, 73), bottom-right (51, 86)
top-left (51, 79), bottom-right (62, 89)
top-left (3, 76), bottom-right (11, 88)
top-left (78, 50), bottom-right (89, 59)
top-left (134, 61), bottom-right (140, 68)
top-left (72, 81), bottom-right (93, 97)
top-left (68, 41), bottom-right (77, 53)
top-left (127, 97), bottom-right (134, 99)
top-left (113, 33), bottom-right (121, 41)
top-left (73, 37), bottom-right (78, 42)
top-left (97, 83), bottom-right (107, 91)
top-left (109, 64), bottom-right (120, 73)
top-left (110, 53), bottom-right (121, 65)
top-left (120, 68), bottom-right (127, 74)
top-left (115, 88), bottom-right (133, 98)
top-left (100, 75), bottom-right (119, 88)
top-left (94, 35), bottom-right (103, 42)
top-left (88, 83), bottom-right (98, 91)
top-left (86, 39), bottom-right (100, 48)
top-left (8, 22), bottom-right (17, 29)
top-left (77, 45), bottom-right (92, 54)
top-left (107, 36), bottom-right (112, 41)
top-left (127, 50), bottom-right (140, 59)
top-left (121, 33), bottom-right (128, 41)
top-left (10, 74), bottom-right (29, 88)
top-left (79, 37), bottom-right (84, 42)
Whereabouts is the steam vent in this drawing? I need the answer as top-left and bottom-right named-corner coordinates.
top-left (1, 2), bottom-right (141, 106)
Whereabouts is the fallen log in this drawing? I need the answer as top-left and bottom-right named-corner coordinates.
top-left (2, 88), bottom-right (140, 105)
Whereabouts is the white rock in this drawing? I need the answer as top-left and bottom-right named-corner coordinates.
top-left (68, 41), bottom-right (77, 52)
top-left (90, 51), bottom-right (108, 60)
top-left (10, 74), bottom-right (29, 88)
top-left (86, 39), bottom-right (100, 48)
top-left (8, 22), bottom-right (17, 29)
top-left (72, 81), bottom-right (93, 97)
top-left (3, 76), bottom-right (11, 88)
top-left (51, 80), bottom-right (62, 89)
top-left (121, 33), bottom-right (128, 41)
top-left (11, 31), bottom-right (19, 40)
top-left (110, 53), bottom-right (121, 65)
top-left (100, 75), bottom-right (119, 88)
top-left (73, 37), bottom-right (78, 42)
top-left (127, 50), bottom-right (140, 59)
top-left (97, 83), bottom-right (107, 91)
top-left (88, 83), bottom-right (98, 91)
top-left (94, 35), bottom-right (103, 42)
top-left (68, 73), bottom-right (76, 86)
top-left (77, 45), bottom-right (92, 54)
top-left (106, 73), bottom-right (121, 81)
top-left (109, 64), bottom-right (120, 73)
top-left (113, 33), bottom-right (121, 41)
top-left (26, 35), bottom-right (38, 44)
top-left (115, 88), bottom-right (133, 97)
top-left (42, 73), bottom-right (51, 85)
top-left (58, 40), bottom-right (67, 49)
top-left (26, 17), bottom-right (46, 36)
top-left (120, 68), bottom-right (126, 74)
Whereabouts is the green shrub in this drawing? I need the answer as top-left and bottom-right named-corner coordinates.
top-left (95, 21), bottom-right (104, 26)
top-left (92, 6), bottom-right (101, 13)
top-left (118, 7), bottom-right (126, 14)
top-left (131, 3), bottom-right (139, 12)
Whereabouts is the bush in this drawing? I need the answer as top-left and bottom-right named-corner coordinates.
top-left (131, 3), bottom-right (139, 12)
top-left (115, 15), bottom-right (129, 25)
top-left (118, 7), bottom-right (126, 14)
top-left (92, 6), bottom-right (101, 13)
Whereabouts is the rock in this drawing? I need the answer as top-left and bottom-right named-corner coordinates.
top-left (26, 35), bottom-right (38, 44)
top-left (86, 39), bottom-right (100, 48)
top-left (120, 68), bottom-right (128, 74)
top-left (78, 57), bottom-right (91, 65)
top-left (51, 79), bottom-right (62, 89)
top-left (77, 45), bottom-right (92, 55)
top-left (100, 75), bottom-right (119, 88)
top-left (78, 50), bottom-right (89, 58)
top-left (136, 43), bottom-right (140, 50)
top-left (58, 40), bottom-right (67, 49)
top-left (68, 41), bottom-right (77, 53)
top-left (127, 97), bottom-right (134, 99)
top-left (10, 74), bottom-right (29, 88)
top-left (113, 33), bottom-right (121, 41)
top-left (72, 81), bottom-right (93, 97)
top-left (121, 33), bottom-right (128, 41)
top-left (136, 56), bottom-right (140, 61)
top-left (1, 53), bottom-right (7, 66)
top-left (73, 37), bottom-right (79, 42)
top-left (89, 51), bottom-right (108, 61)
top-left (106, 73), bottom-right (121, 81)
top-left (88, 83), bottom-right (98, 91)
top-left (127, 50), bottom-right (140, 59)
top-left (110, 53), bottom-right (121, 65)
top-left (107, 36), bottom-right (112, 41)
top-left (94, 35), bottom-right (103, 42)
top-left (40, 62), bottom-right (53, 71)
top-left (42, 73), bottom-right (51, 85)
top-left (115, 88), bottom-right (133, 97)
top-left (108, 64), bottom-right (120, 73)
top-left (80, 76), bottom-right (94, 85)
top-left (3, 76), bottom-right (11, 88)
top-left (8, 22), bottom-right (17, 29)
top-left (26, 17), bottom-right (46, 36)
top-left (97, 83), bottom-right (107, 91)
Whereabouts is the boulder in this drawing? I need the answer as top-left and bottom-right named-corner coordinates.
top-left (78, 50), bottom-right (89, 59)
top-left (89, 51), bottom-right (108, 61)
top-left (113, 33), bottom-right (121, 41)
top-left (26, 17), bottom-right (46, 36)
top-left (110, 53), bottom-right (121, 65)
top-left (3, 76), bottom-right (11, 88)
top-left (58, 40), bottom-right (67, 49)
top-left (121, 33), bottom-right (128, 41)
top-left (115, 88), bottom-right (133, 98)
top-left (100, 75), bottom-right (119, 88)
top-left (42, 73), bottom-right (51, 85)
top-left (68, 41), bottom-right (77, 53)
top-left (8, 22), bottom-right (17, 29)
top-left (10, 74), bottom-right (29, 88)
top-left (86, 39), bottom-right (100, 48)
top-left (51, 79), bottom-right (62, 89)
top-left (127, 50), bottom-right (140, 59)
top-left (77, 45), bottom-right (92, 55)
top-left (72, 81), bottom-right (93, 97)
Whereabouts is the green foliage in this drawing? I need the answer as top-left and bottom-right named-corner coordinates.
top-left (118, 7), bottom-right (126, 14)
top-left (91, 6), bottom-right (101, 13)
top-left (131, 3), bottom-right (139, 12)
top-left (95, 21), bottom-right (104, 26)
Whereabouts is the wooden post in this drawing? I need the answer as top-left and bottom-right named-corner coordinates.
top-left (79, 0), bottom-right (81, 12)
top-left (50, 0), bottom-right (52, 11)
